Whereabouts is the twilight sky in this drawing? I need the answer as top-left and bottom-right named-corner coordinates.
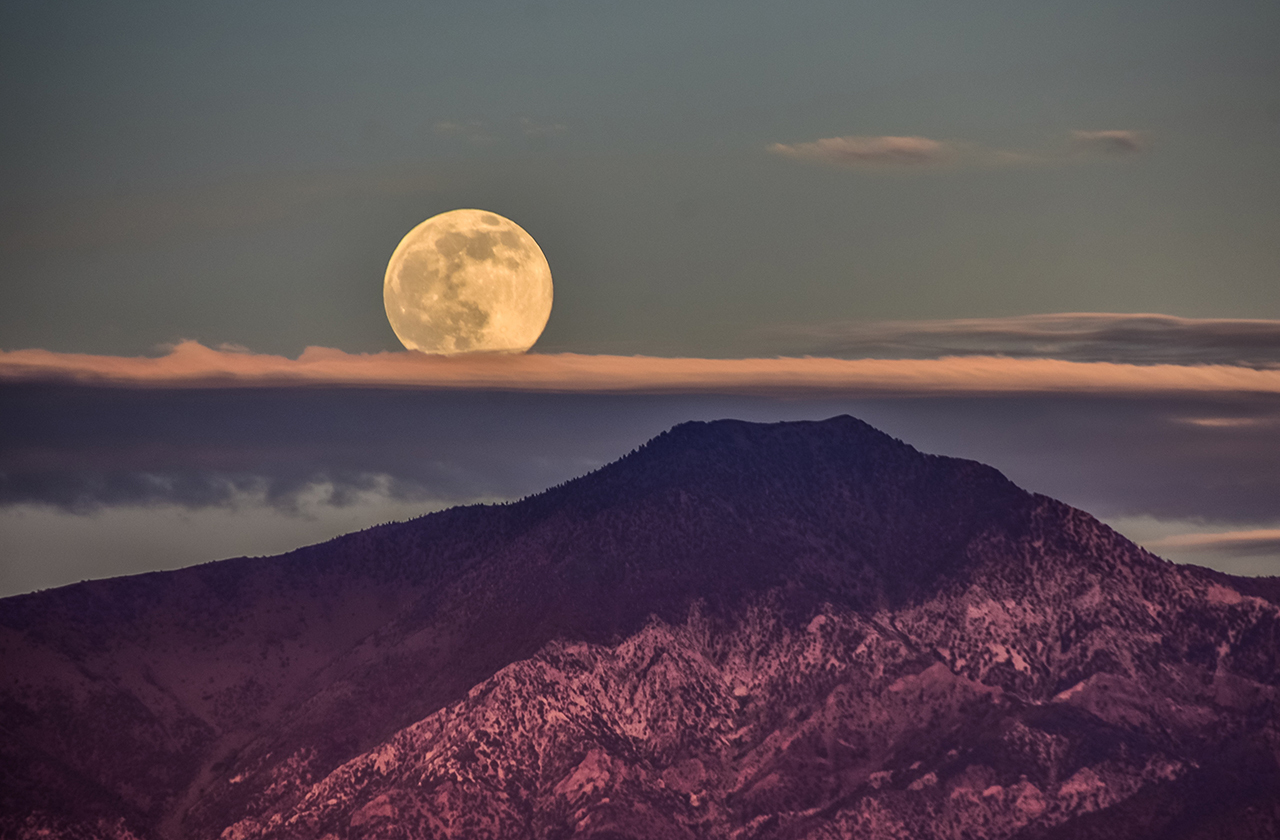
top-left (2, 0), bottom-right (1279, 596)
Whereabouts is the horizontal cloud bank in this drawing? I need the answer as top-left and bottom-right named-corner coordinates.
top-left (3, 340), bottom-right (1279, 397)
top-left (4, 386), bottom-right (1278, 593)
top-left (768, 130), bottom-right (1146, 169)
top-left (769, 312), bottom-right (1280, 370)
top-left (1150, 529), bottom-right (1280, 557)
top-left (768, 135), bottom-right (951, 167)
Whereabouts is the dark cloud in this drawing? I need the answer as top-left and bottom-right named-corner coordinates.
top-left (1071, 130), bottom-right (1147, 156)
top-left (3, 385), bottom-right (1279, 528)
top-left (768, 313), bottom-right (1280, 369)
top-left (851, 395), bottom-right (1280, 526)
top-left (0, 386), bottom-right (615, 513)
top-left (4, 385), bottom-right (1279, 595)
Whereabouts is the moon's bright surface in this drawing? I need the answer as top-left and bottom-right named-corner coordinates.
top-left (384, 209), bottom-right (553, 354)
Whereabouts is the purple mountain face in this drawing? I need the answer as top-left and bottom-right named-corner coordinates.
top-left (2, 416), bottom-right (1278, 839)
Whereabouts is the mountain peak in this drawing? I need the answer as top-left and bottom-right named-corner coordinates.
top-left (4, 416), bottom-right (1277, 839)
top-left (622, 414), bottom-right (919, 476)
top-left (513, 415), bottom-right (1034, 611)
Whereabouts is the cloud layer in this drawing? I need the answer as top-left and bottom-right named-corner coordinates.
top-left (769, 130), bottom-right (1147, 170)
top-left (3, 386), bottom-right (1278, 542)
top-left (5, 385), bottom-right (1277, 593)
top-left (769, 312), bottom-right (1280, 369)
top-left (3, 339), bottom-right (1279, 397)
top-left (1149, 529), bottom-right (1280, 557)
top-left (1070, 130), bottom-right (1147, 156)
top-left (5, 330), bottom-right (1278, 583)
top-left (768, 135), bottom-right (950, 167)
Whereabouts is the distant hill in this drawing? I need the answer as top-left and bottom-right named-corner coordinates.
top-left (2, 416), bottom-right (1277, 839)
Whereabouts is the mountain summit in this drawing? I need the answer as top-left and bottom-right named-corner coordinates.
top-left (2, 416), bottom-right (1277, 839)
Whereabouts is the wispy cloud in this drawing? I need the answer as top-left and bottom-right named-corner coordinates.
top-left (517, 117), bottom-right (568, 139)
top-left (1176, 416), bottom-right (1280, 429)
top-left (1070, 130), bottom-right (1147, 156)
top-left (767, 136), bottom-right (951, 167)
top-left (767, 313), bottom-right (1280, 369)
top-left (769, 130), bottom-right (1148, 171)
top-left (3, 340), bottom-right (1279, 396)
top-left (433, 119), bottom-right (498, 145)
top-left (1148, 529), bottom-right (1280, 557)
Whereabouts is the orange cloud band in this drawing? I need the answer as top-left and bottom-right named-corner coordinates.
top-left (1148, 529), bottom-right (1280, 553)
top-left (5, 342), bottom-right (1280, 397)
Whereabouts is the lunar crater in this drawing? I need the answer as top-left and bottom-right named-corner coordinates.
top-left (384, 209), bottom-right (553, 355)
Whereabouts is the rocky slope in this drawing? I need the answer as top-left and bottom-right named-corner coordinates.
top-left (2, 416), bottom-right (1277, 839)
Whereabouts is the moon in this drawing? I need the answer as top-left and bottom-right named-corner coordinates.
top-left (383, 209), bottom-right (553, 354)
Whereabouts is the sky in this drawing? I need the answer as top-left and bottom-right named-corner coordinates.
top-left (2, 0), bottom-right (1279, 596)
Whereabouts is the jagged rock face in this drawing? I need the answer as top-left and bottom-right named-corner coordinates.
top-left (2, 416), bottom-right (1278, 839)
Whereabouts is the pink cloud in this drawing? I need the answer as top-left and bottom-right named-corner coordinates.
top-left (768, 136), bottom-right (951, 167)
top-left (1148, 529), bottom-right (1280, 556)
top-left (3, 341), bottom-right (1280, 397)
top-left (769, 131), bottom-right (1148, 171)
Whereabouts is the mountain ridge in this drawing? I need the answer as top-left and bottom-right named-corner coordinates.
top-left (2, 415), bottom-right (1277, 839)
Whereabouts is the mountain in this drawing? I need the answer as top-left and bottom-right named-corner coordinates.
top-left (2, 416), bottom-right (1277, 839)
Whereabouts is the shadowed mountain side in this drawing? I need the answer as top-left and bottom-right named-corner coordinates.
top-left (1, 416), bottom-right (1277, 839)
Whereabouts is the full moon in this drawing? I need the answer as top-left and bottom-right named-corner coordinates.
top-left (383, 209), bottom-right (553, 354)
